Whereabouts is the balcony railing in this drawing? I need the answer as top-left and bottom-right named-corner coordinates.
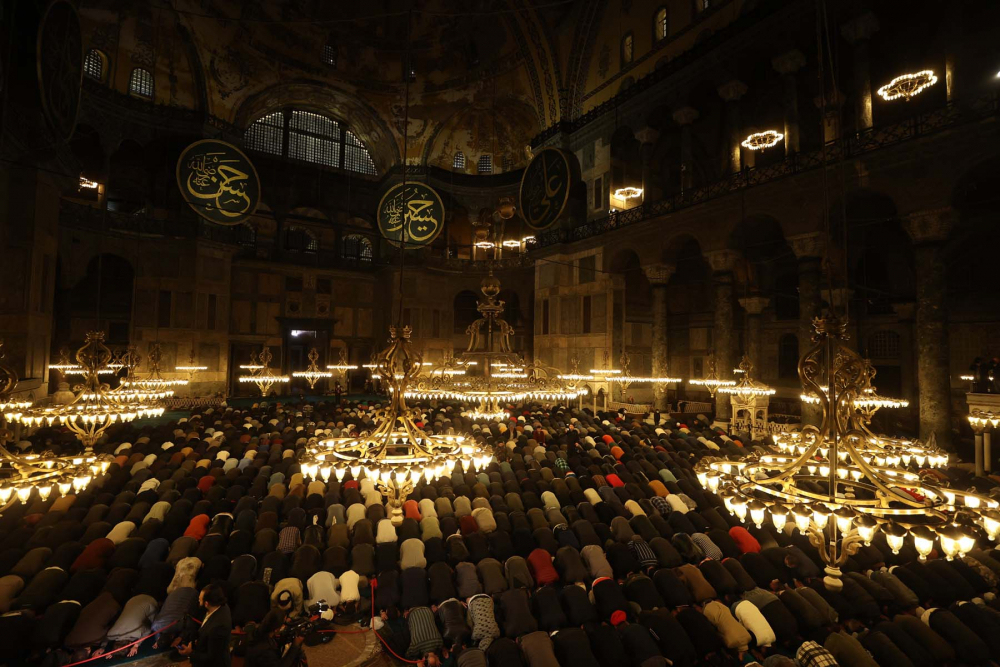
top-left (60, 200), bottom-right (244, 244)
top-left (534, 93), bottom-right (1000, 248)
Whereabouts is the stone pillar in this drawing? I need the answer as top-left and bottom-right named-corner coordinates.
top-left (644, 263), bottom-right (676, 411)
top-left (790, 232), bottom-right (825, 426)
top-left (707, 250), bottom-right (740, 423)
top-left (673, 107), bottom-right (699, 194)
top-left (717, 80), bottom-right (748, 176)
top-left (841, 12), bottom-right (879, 132)
top-left (903, 207), bottom-right (958, 449)
top-left (772, 49), bottom-right (806, 156)
top-left (738, 296), bottom-right (770, 373)
top-left (635, 126), bottom-right (660, 203)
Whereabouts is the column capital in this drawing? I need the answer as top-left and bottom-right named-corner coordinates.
top-left (788, 232), bottom-right (826, 259)
top-left (717, 80), bottom-right (748, 103)
top-left (643, 263), bottom-right (676, 286)
top-left (840, 11), bottom-right (879, 44)
top-left (672, 106), bottom-right (699, 126)
top-left (634, 126), bottom-right (660, 145)
top-left (772, 49), bottom-right (806, 75)
top-left (705, 249), bottom-right (741, 273)
top-left (738, 296), bottom-right (770, 315)
top-left (902, 207), bottom-right (958, 244)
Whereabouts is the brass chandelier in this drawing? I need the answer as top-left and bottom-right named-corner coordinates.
top-left (292, 348), bottom-right (332, 390)
top-left (797, 360), bottom-right (942, 469)
top-left (125, 343), bottom-right (188, 395)
top-left (15, 332), bottom-right (163, 444)
top-left (0, 342), bottom-right (112, 512)
top-left (697, 314), bottom-right (997, 591)
top-left (237, 346), bottom-right (290, 397)
top-left (300, 325), bottom-right (491, 523)
top-left (406, 273), bottom-right (585, 421)
top-left (688, 355), bottom-right (737, 397)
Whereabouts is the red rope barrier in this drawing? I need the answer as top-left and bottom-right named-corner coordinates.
top-left (59, 619), bottom-right (180, 667)
top-left (61, 581), bottom-right (422, 666)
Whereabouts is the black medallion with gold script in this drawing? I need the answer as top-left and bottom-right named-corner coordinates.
top-left (176, 139), bottom-right (261, 226)
top-left (519, 148), bottom-right (572, 230)
top-left (36, 0), bottom-right (83, 143)
top-left (377, 182), bottom-right (445, 248)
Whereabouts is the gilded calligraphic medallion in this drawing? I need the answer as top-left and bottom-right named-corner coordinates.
top-left (377, 182), bottom-right (445, 248)
top-left (519, 148), bottom-right (573, 230)
top-left (176, 140), bottom-right (261, 225)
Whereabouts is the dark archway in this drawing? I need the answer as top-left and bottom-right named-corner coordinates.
top-left (65, 254), bottom-right (135, 345)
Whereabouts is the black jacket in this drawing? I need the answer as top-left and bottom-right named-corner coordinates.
top-left (191, 604), bottom-right (233, 667)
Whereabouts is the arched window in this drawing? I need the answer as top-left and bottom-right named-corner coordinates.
top-left (322, 44), bottom-right (337, 67)
top-left (501, 155), bottom-right (513, 172)
top-left (621, 33), bottom-right (634, 66)
top-left (286, 226), bottom-right (319, 252)
top-left (128, 68), bottom-right (153, 99)
top-left (453, 151), bottom-right (466, 170)
top-left (778, 333), bottom-right (799, 380)
top-left (244, 108), bottom-right (379, 175)
top-left (654, 8), bottom-right (668, 40)
top-left (342, 234), bottom-right (373, 262)
top-left (84, 49), bottom-right (106, 81)
top-left (245, 111), bottom-right (283, 156)
top-left (344, 131), bottom-right (377, 175)
top-left (694, 0), bottom-right (711, 13)
top-left (477, 154), bottom-right (493, 174)
top-left (454, 291), bottom-right (480, 333)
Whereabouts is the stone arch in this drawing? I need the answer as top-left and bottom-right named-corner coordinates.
top-left (949, 158), bottom-right (1000, 312)
top-left (498, 289), bottom-right (521, 328)
top-left (836, 189), bottom-right (913, 316)
top-left (66, 253), bottom-right (135, 345)
top-left (726, 214), bottom-right (795, 308)
top-left (661, 234), bottom-right (711, 316)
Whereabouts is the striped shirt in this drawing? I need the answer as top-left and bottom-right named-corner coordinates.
top-left (628, 537), bottom-right (658, 568)
top-left (406, 606), bottom-right (443, 658)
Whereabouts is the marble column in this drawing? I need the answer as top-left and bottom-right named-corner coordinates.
top-left (790, 232), bottom-right (825, 426)
top-left (645, 263), bottom-right (676, 411)
top-left (636, 126), bottom-right (661, 203)
top-left (739, 296), bottom-right (770, 374)
top-left (673, 106), bottom-right (699, 194)
top-left (903, 207), bottom-right (958, 449)
top-left (841, 12), bottom-right (880, 132)
top-left (717, 80), bottom-right (748, 176)
top-left (772, 49), bottom-right (806, 156)
top-left (707, 250), bottom-right (740, 423)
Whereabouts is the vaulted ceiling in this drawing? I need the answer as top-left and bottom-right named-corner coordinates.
top-left (79, 1), bottom-right (742, 173)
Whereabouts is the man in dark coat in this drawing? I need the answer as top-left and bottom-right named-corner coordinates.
top-left (176, 583), bottom-right (233, 667)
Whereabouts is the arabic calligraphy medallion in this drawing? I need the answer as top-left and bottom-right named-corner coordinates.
top-left (377, 182), bottom-right (445, 248)
top-left (519, 147), bottom-right (573, 230)
top-left (176, 139), bottom-right (261, 226)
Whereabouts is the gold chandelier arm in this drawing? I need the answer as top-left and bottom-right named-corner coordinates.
top-left (839, 429), bottom-right (929, 508)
